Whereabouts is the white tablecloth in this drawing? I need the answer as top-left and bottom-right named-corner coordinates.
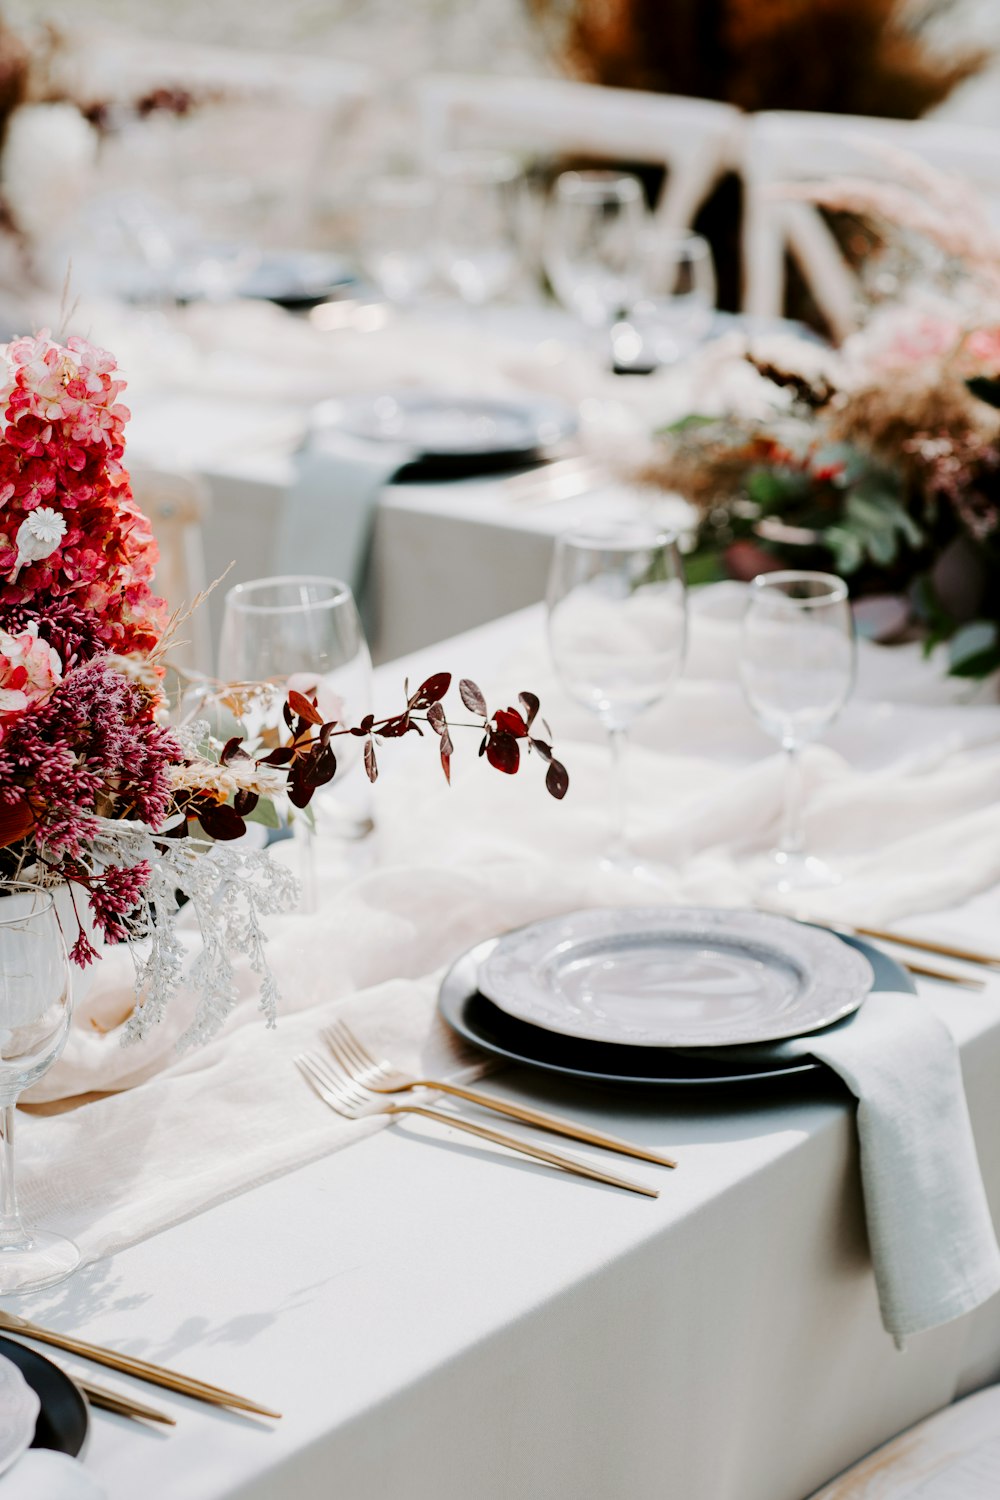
top-left (9, 607), bottom-right (1000, 1500)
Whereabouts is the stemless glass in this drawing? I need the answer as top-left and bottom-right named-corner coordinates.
top-left (0, 885), bottom-right (78, 1294)
top-left (739, 571), bottom-right (856, 891)
top-left (543, 170), bottom-right (648, 331)
top-left (359, 175), bottom-right (437, 305)
top-left (218, 576), bottom-right (373, 911)
top-left (433, 151), bottom-right (523, 305)
top-left (547, 525), bottom-right (687, 869)
top-left (629, 230), bottom-right (716, 364)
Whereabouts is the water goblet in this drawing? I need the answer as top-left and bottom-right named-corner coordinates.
top-left (626, 229), bottom-right (716, 365)
top-left (359, 174), bottom-right (437, 306)
top-left (543, 170), bottom-right (648, 335)
top-left (739, 570), bottom-right (856, 891)
top-left (218, 575), bottom-right (373, 911)
top-left (547, 525), bottom-right (687, 871)
top-left (433, 151), bottom-right (524, 306)
top-left (0, 884), bottom-right (79, 1294)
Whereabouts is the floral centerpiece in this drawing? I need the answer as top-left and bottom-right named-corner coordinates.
top-left (0, 331), bottom-right (568, 1048)
top-left (644, 155), bottom-right (1000, 680)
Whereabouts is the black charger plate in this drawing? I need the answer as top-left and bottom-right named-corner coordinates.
top-left (0, 1335), bottom-right (88, 1457)
top-left (439, 933), bottom-right (913, 1089)
top-left (236, 251), bottom-right (357, 309)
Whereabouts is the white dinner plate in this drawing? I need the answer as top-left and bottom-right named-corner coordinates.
top-left (0, 1352), bottom-right (40, 1477)
top-left (476, 907), bottom-right (873, 1049)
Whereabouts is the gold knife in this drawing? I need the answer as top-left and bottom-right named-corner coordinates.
top-left (0, 1310), bottom-right (280, 1420)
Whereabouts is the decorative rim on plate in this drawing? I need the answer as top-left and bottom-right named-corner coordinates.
top-left (477, 907), bottom-right (874, 1049)
top-left (0, 1352), bottom-right (40, 1477)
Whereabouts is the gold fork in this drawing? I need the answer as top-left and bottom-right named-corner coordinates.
top-left (296, 1051), bottom-right (659, 1199)
top-left (323, 1019), bottom-right (676, 1169)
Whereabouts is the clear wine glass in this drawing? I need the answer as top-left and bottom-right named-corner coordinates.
top-left (543, 170), bottom-right (648, 333)
top-left (359, 174), bottom-right (437, 305)
top-left (0, 885), bottom-right (78, 1294)
top-left (547, 525), bottom-right (687, 870)
top-left (432, 151), bottom-right (523, 305)
top-left (627, 229), bottom-right (716, 365)
top-left (218, 576), bottom-right (373, 911)
top-left (739, 570), bottom-right (856, 892)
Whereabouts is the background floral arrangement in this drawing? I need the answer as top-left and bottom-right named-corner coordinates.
top-left (646, 154), bottom-right (1000, 681)
top-left (0, 330), bottom-right (568, 1048)
top-left (528, 0), bottom-right (986, 117)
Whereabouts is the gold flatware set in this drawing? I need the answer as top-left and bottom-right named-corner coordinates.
top-left (794, 915), bottom-right (1000, 991)
top-left (296, 1018), bottom-right (676, 1199)
top-left (0, 1307), bottom-right (280, 1428)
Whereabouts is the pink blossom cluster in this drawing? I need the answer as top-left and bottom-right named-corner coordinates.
top-left (0, 332), bottom-right (166, 664)
top-left (0, 654), bottom-right (183, 952)
top-left (960, 327), bottom-right (1000, 378)
top-left (0, 622), bottom-right (61, 718)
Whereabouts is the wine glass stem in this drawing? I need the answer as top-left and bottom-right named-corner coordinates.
top-left (780, 743), bottom-right (805, 858)
top-left (608, 724), bottom-right (628, 859)
top-left (0, 1103), bottom-right (27, 1250)
top-left (298, 823), bottom-right (318, 915)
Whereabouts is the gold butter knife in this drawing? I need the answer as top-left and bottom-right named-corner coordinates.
top-left (850, 924), bottom-right (1000, 971)
top-left (0, 1310), bottom-right (280, 1420)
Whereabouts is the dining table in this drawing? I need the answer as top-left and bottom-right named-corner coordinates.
top-left (80, 293), bottom-right (699, 664)
top-left (9, 598), bottom-right (1000, 1500)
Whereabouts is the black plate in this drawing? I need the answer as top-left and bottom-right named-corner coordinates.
top-left (0, 1335), bottom-right (88, 1457)
top-left (438, 932), bottom-right (913, 1089)
top-left (236, 251), bottom-right (357, 309)
top-left (318, 392), bottom-right (578, 481)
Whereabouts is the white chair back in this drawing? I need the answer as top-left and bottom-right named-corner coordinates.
top-left (415, 74), bottom-right (743, 233)
top-left (808, 1383), bottom-right (1000, 1496)
top-left (742, 110), bottom-right (1000, 339)
top-left (60, 38), bottom-right (372, 240)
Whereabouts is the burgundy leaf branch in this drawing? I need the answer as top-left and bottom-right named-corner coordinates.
top-left (169, 673), bottom-right (569, 842)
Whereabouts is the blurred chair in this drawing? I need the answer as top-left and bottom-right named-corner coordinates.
top-left (415, 75), bottom-right (743, 235)
top-left (130, 466), bottom-right (212, 677)
top-left (807, 1383), bottom-right (1000, 1496)
top-left (742, 110), bottom-right (1000, 339)
top-left (60, 38), bottom-right (373, 241)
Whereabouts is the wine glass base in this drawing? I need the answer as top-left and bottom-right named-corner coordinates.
top-left (0, 1230), bottom-right (79, 1294)
top-left (755, 850), bottom-right (841, 895)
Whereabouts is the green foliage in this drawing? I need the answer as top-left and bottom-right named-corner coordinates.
top-left (947, 621), bottom-right (1000, 678)
top-left (842, 486), bottom-right (924, 567)
top-left (682, 549), bottom-right (731, 587)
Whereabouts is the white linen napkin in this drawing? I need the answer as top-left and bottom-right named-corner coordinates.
top-left (739, 992), bottom-right (1000, 1343)
top-left (0, 1451), bottom-right (106, 1499)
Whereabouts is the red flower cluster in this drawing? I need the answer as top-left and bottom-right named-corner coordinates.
top-left (0, 333), bottom-right (166, 663)
top-left (0, 334), bottom-right (185, 954)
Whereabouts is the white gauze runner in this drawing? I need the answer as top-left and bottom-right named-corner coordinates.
top-left (14, 603), bottom-right (1000, 1292)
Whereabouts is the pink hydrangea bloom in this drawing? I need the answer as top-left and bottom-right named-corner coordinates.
top-left (961, 327), bottom-right (1000, 375)
top-left (0, 623), bottom-right (61, 722)
top-left (0, 332), bottom-right (165, 660)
